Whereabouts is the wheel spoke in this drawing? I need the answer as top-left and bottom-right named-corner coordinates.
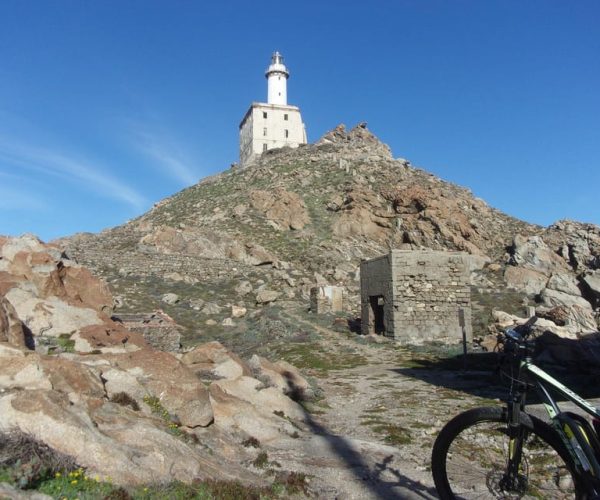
top-left (432, 408), bottom-right (577, 499)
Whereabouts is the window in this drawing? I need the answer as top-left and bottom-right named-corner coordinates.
top-left (263, 143), bottom-right (268, 152)
top-left (263, 127), bottom-right (267, 136)
top-left (284, 129), bottom-right (289, 138)
top-left (284, 114), bottom-right (288, 121)
top-left (263, 112), bottom-right (267, 119)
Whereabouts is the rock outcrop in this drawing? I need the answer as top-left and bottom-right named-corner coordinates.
top-left (0, 236), bottom-right (311, 486)
top-left (57, 124), bottom-right (598, 342)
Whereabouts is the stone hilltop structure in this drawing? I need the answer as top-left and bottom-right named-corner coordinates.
top-left (361, 250), bottom-right (472, 344)
top-left (239, 51), bottom-right (307, 167)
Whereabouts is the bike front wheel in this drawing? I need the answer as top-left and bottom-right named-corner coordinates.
top-left (431, 406), bottom-right (580, 499)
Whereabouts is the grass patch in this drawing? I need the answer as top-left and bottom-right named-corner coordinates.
top-left (47, 333), bottom-right (76, 354)
top-left (273, 342), bottom-right (368, 374)
top-left (143, 395), bottom-right (182, 436)
top-left (252, 451), bottom-right (269, 469)
top-left (370, 424), bottom-right (412, 445)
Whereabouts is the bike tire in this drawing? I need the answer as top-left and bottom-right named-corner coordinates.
top-left (431, 406), bottom-right (581, 499)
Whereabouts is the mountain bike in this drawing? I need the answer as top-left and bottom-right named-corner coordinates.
top-left (431, 317), bottom-right (600, 499)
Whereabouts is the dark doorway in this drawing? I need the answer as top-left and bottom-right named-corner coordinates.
top-left (369, 295), bottom-right (385, 334)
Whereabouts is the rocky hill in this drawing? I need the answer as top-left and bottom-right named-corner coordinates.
top-left (60, 123), bottom-right (599, 350)
top-left (2, 124), bottom-right (600, 498)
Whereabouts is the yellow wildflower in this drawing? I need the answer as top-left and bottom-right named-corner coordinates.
top-left (70, 479), bottom-right (78, 485)
top-left (55, 472), bottom-right (61, 478)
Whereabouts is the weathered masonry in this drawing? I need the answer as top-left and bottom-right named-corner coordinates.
top-left (239, 51), bottom-right (307, 167)
top-left (310, 286), bottom-right (344, 314)
top-left (360, 250), bottom-right (472, 344)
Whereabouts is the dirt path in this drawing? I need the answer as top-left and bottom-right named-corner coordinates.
top-left (267, 311), bottom-right (506, 499)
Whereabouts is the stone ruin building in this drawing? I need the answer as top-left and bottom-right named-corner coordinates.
top-left (113, 310), bottom-right (182, 352)
top-left (310, 285), bottom-right (344, 314)
top-left (360, 250), bottom-right (472, 344)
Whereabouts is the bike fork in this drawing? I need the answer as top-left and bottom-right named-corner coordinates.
top-left (501, 399), bottom-right (527, 492)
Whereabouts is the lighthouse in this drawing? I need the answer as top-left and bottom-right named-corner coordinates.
top-left (266, 51), bottom-right (289, 105)
top-left (239, 51), bottom-right (307, 167)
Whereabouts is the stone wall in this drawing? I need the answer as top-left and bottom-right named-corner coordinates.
top-left (361, 250), bottom-right (472, 344)
top-left (310, 286), bottom-right (344, 314)
top-left (114, 311), bottom-right (182, 352)
top-left (360, 254), bottom-right (394, 336)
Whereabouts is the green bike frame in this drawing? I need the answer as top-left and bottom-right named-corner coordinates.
top-left (513, 357), bottom-right (600, 485)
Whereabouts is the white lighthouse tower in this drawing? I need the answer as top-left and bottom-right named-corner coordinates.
top-left (266, 51), bottom-right (288, 105)
top-left (239, 51), bottom-right (307, 167)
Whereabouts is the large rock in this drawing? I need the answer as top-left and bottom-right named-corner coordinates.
top-left (255, 290), bottom-right (281, 304)
top-left (5, 287), bottom-right (105, 339)
top-left (509, 235), bottom-right (567, 276)
top-left (73, 323), bottom-right (148, 354)
top-left (209, 376), bottom-right (305, 442)
top-left (504, 267), bottom-right (548, 295)
top-left (0, 297), bottom-right (28, 348)
top-left (539, 287), bottom-right (592, 310)
top-left (1, 236), bottom-right (113, 314)
top-left (546, 273), bottom-right (582, 296)
top-left (0, 346), bottom-right (223, 485)
top-left (248, 355), bottom-right (312, 400)
top-left (582, 271), bottom-right (600, 308)
top-left (543, 220), bottom-right (600, 272)
top-left (249, 188), bottom-right (310, 230)
top-left (0, 390), bottom-right (235, 486)
top-left (0, 236), bottom-right (118, 347)
top-left (181, 341), bottom-right (252, 381)
top-left (102, 349), bottom-right (213, 428)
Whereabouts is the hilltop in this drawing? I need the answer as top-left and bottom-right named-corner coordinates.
top-left (60, 123), bottom-right (599, 352)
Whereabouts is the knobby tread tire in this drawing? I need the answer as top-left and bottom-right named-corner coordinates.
top-left (431, 406), bottom-right (582, 499)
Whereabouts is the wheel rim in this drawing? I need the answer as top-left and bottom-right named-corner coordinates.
top-left (444, 420), bottom-right (575, 499)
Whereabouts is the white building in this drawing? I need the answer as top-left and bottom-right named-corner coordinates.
top-left (239, 52), bottom-right (307, 167)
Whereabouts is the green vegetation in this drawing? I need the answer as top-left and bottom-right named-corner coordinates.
top-left (0, 429), bottom-right (309, 499)
top-left (272, 341), bottom-right (367, 374)
top-left (370, 423), bottom-right (412, 445)
top-left (47, 333), bottom-right (75, 354)
top-left (252, 451), bottom-right (269, 469)
top-left (143, 395), bottom-right (182, 436)
top-left (10, 471), bottom-right (309, 499)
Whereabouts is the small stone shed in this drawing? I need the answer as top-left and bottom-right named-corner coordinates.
top-left (360, 250), bottom-right (472, 344)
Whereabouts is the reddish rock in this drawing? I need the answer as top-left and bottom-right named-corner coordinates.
top-left (0, 297), bottom-right (27, 348)
top-left (75, 322), bottom-right (148, 353)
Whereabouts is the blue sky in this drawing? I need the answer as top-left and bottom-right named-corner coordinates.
top-left (1, 1), bottom-right (598, 241)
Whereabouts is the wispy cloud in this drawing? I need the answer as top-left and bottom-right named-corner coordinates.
top-left (129, 125), bottom-right (199, 186)
top-left (0, 185), bottom-right (48, 211)
top-left (0, 139), bottom-right (146, 210)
